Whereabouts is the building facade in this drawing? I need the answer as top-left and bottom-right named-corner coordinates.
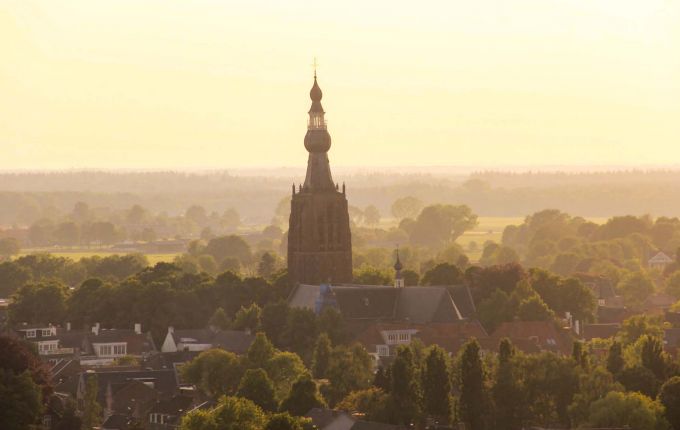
top-left (287, 74), bottom-right (353, 285)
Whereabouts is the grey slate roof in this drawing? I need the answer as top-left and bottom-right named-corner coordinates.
top-left (289, 284), bottom-right (464, 323)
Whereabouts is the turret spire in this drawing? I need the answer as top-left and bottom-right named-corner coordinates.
top-left (303, 72), bottom-right (334, 190)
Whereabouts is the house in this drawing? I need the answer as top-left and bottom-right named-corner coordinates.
top-left (580, 323), bottom-right (620, 341)
top-left (160, 327), bottom-right (254, 354)
top-left (597, 306), bottom-right (632, 324)
top-left (146, 394), bottom-right (195, 429)
top-left (643, 293), bottom-right (676, 315)
top-left (491, 321), bottom-right (573, 355)
top-left (574, 274), bottom-right (623, 308)
top-left (354, 321), bottom-right (488, 361)
top-left (77, 368), bottom-right (179, 421)
top-left (305, 408), bottom-right (406, 430)
top-left (649, 251), bottom-right (674, 270)
top-left (12, 322), bottom-right (156, 365)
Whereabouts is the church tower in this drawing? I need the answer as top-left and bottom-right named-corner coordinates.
top-left (287, 73), bottom-right (353, 285)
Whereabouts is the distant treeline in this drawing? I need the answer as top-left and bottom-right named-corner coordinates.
top-left (3, 170), bottom-right (680, 226)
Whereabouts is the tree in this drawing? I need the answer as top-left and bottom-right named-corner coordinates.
top-left (458, 339), bottom-right (485, 430)
top-left (618, 271), bottom-right (655, 309)
top-left (0, 262), bottom-right (32, 298)
top-left (666, 271), bottom-right (680, 299)
top-left (53, 222), bottom-right (80, 246)
top-left (279, 374), bottom-right (326, 416)
top-left (640, 335), bottom-right (668, 380)
top-left (323, 344), bottom-right (374, 406)
top-left (407, 204), bottom-right (478, 247)
top-left (477, 290), bottom-right (512, 332)
top-left (9, 282), bottom-right (69, 324)
top-left (618, 314), bottom-right (664, 345)
top-left (422, 345), bottom-right (451, 424)
top-left (493, 339), bottom-right (525, 430)
top-left (208, 307), bottom-right (230, 331)
top-left (0, 237), bottom-right (20, 259)
top-left (353, 266), bottom-right (392, 286)
top-left (659, 376), bottom-right (680, 430)
top-left (337, 387), bottom-right (391, 423)
top-left (246, 333), bottom-right (275, 370)
top-left (317, 307), bottom-right (346, 345)
top-left (0, 336), bottom-right (51, 398)
top-left (205, 235), bottom-right (252, 266)
top-left (568, 365), bottom-right (624, 428)
top-left (261, 301), bottom-right (290, 348)
top-left (181, 349), bottom-right (243, 397)
top-left (0, 369), bottom-right (42, 430)
top-left (186, 205), bottom-right (208, 225)
top-left (391, 196), bottom-right (423, 219)
top-left (517, 295), bottom-right (554, 322)
top-left (363, 205), bottom-right (381, 226)
top-left (265, 413), bottom-right (304, 430)
top-left (607, 341), bottom-right (625, 375)
top-left (81, 375), bottom-right (102, 430)
top-left (283, 308), bottom-right (318, 358)
top-left (258, 252), bottom-right (277, 278)
top-left (617, 366), bottom-right (660, 399)
top-left (237, 369), bottom-right (277, 411)
top-left (181, 396), bottom-right (267, 430)
top-left (311, 333), bottom-right (332, 379)
top-left (422, 262), bottom-right (464, 285)
top-left (585, 391), bottom-right (667, 430)
top-left (265, 352), bottom-right (308, 401)
top-left (232, 303), bottom-right (262, 332)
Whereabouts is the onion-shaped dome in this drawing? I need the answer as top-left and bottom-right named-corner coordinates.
top-left (304, 129), bottom-right (331, 153)
top-left (310, 76), bottom-right (323, 101)
top-left (394, 253), bottom-right (403, 271)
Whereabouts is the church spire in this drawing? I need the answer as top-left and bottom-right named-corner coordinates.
top-left (303, 72), bottom-right (335, 190)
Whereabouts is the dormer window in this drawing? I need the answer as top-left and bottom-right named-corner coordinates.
top-left (42, 329), bottom-right (53, 337)
top-left (26, 330), bottom-right (36, 338)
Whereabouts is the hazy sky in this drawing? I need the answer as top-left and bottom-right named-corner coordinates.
top-left (1, 0), bottom-right (679, 169)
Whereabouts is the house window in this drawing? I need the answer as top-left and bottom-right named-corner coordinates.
top-left (377, 345), bottom-right (389, 356)
top-left (99, 345), bottom-right (112, 356)
top-left (398, 332), bottom-right (410, 341)
top-left (41, 329), bottom-right (53, 337)
top-left (113, 344), bottom-right (126, 356)
top-left (26, 330), bottom-right (36, 338)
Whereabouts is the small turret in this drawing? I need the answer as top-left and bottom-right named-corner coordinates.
top-left (394, 248), bottom-right (404, 288)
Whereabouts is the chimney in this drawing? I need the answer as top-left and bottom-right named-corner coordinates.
top-left (66, 322), bottom-right (71, 331)
top-left (168, 326), bottom-right (174, 335)
top-left (134, 323), bottom-right (142, 334)
top-left (92, 322), bottom-right (100, 336)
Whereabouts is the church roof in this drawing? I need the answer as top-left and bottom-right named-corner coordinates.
top-left (288, 284), bottom-right (465, 323)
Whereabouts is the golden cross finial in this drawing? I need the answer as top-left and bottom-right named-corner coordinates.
top-left (312, 57), bottom-right (318, 78)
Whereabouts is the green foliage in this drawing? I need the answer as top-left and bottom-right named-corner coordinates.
top-left (517, 295), bottom-right (554, 322)
top-left (283, 308), bottom-right (318, 359)
top-left (422, 345), bottom-right (451, 423)
top-left (204, 235), bottom-right (252, 267)
top-left (403, 204), bottom-right (478, 248)
top-left (208, 307), bottom-right (230, 331)
top-left (0, 369), bottom-right (42, 430)
top-left (265, 351), bottom-right (308, 401)
top-left (81, 375), bottom-right (102, 430)
top-left (391, 196), bottom-right (423, 219)
top-left (9, 281), bottom-right (69, 324)
top-left (618, 271), bottom-right (655, 309)
top-left (666, 271), bottom-right (680, 299)
top-left (493, 339), bottom-right (525, 430)
top-left (260, 301), bottom-right (290, 348)
top-left (607, 341), bottom-right (625, 375)
top-left (257, 252), bottom-right (277, 278)
top-left (389, 345), bottom-right (422, 425)
top-left (181, 349), bottom-right (243, 397)
top-left (568, 366), bottom-right (624, 427)
top-left (264, 413), bottom-right (305, 430)
top-left (618, 315), bottom-right (664, 345)
top-left (311, 333), bottom-right (332, 379)
top-left (353, 266), bottom-right (393, 286)
top-left (422, 262), bottom-right (464, 285)
top-left (337, 387), bottom-right (391, 423)
top-left (233, 303), bottom-right (262, 331)
top-left (617, 366), bottom-right (660, 399)
top-left (181, 396), bottom-right (267, 430)
top-left (585, 391), bottom-right (668, 430)
top-left (323, 344), bottom-right (374, 406)
top-left (317, 307), bottom-right (346, 345)
top-left (279, 375), bottom-right (326, 416)
top-left (246, 333), bottom-right (276, 370)
top-left (659, 376), bottom-right (680, 430)
top-left (640, 335), bottom-right (669, 380)
top-left (458, 339), bottom-right (486, 430)
top-left (237, 369), bottom-right (277, 411)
